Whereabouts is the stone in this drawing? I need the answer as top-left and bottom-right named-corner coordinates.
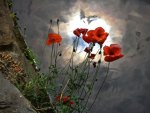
top-left (0, 0), bottom-right (37, 113)
top-left (0, 72), bottom-right (37, 113)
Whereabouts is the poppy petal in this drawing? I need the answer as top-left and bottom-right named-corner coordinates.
top-left (73, 28), bottom-right (81, 37)
top-left (103, 46), bottom-right (110, 55)
top-left (87, 30), bottom-right (94, 37)
top-left (46, 33), bottom-right (62, 45)
top-left (88, 54), bottom-right (96, 59)
top-left (104, 54), bottom-right (124, 62)
top-left (110, 44), bottom-right (122, 55)
top-left (63, 96), bottom-right (70, 103)
top-left (69, 100), bottom-right (74, 106)
top-left (56, 95), bottom-right (61, 101)
top-left (103, 44), bottom-right (124, 62)
top-left (80, 28), bottom-right (88, 35)
top-left (84, 47), bottom-right (91, 53)
top-left (93, 62), bottom-right (96, 68)
top-left (83, 35), bottom-right (92, 43)
top-left (95, 27), bottom-right (105, 34)
top-left (96, 32), bottom-right (109, 45)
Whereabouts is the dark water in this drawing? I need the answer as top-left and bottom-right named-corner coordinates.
top-left (12, 0), bottom-right (150, 113)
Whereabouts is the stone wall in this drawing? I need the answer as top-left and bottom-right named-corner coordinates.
top-left (0, 0), bottom-right (36, 113)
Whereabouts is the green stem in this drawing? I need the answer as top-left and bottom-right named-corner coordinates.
top-left (60, 79), bottom-right (70, 98)
top-left (50, 43), bottom-right (54, 66)
top-left (88, 62), bottom-right (110, 111)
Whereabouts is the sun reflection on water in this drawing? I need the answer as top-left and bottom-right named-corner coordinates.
top-left (65, 11), bottom-right (112, 64)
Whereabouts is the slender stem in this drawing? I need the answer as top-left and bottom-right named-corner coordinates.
top-left (79, 62), bottom-right (101, 113)
top-left (75, 37), bottom-right (80, 51)
top-left (59, 36), bottom-right (75, 88)
top-left (54, 19), bottom-right (60, 67)
top-left (50, 43), bottom-right (54, 66)
top-left (57, 19), bottom-right (59, 35)
top-left (88, 62), bottom-right (110, 112)
top-left (60, 79), bottom-right (70, 98)
top-left (81, 63), bottom-right (110, 113)
top-left (70, 48), bottom-right (100, 101)
top-left (49, 19), bottom-right (52, 33)
top-left (78, 58), bottom-right (90, 96)
top-left (57, 50), bottom-right (74, 95)
top-left (71, 52), bottom-right (74, 74)
top-left (81, 52), bottom-right (102, 99)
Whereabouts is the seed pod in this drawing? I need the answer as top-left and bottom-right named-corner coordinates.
top-left (93, 62), bottom-right (96, 68)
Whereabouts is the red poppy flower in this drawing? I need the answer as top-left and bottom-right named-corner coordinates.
top-left (83, 35), bottom-right (91, 43)
top-left (73, 28), bottom-right (81, 37)
top-left (93, 27), bottom-right (109, 45)
top-left (80, 28), bottom-right (88, 36)
top-left (69, 100), bottom-right (74, 106)
top-left (88, 54), bottom-right (96, 59)
top-left (56, 95), bottom-right (61, 101)
top-left (73, 28), bottom-right (88, 37)
top-left (84, 47), bottom-right (91, 53)
top-left (82, 27), bottom-right (108, 45)
top-left (46, 33), bottom-right (62, 45)
top-left (63, 96), bottom-right (70, 103)
top-left (82, 30), bottom-right (95, 43)
top-left (56, 95), bottom-right (70, 103)
top-left (103, 44), bottom-right (124, 62)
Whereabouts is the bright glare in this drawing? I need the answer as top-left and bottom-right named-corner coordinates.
top-left (66, 11), bottom-right (112, 63)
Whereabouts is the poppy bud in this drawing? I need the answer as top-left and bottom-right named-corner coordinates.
top-left (99, 51), bottom-right (101, 54)
top-left (69, 100), bottom-right (74, 106)
top-left (93, 43), bottom-right (95, 46)
top-left (75, 68), bottom-right (78, 73)
top-left (57, 19), bottom-right (59, 23)
top-left (24, 27), bottom-right (26, 31)
top-left (59, 53), bottom-right (62, 56)
top-left (88, 54), bottom-right (96, 59)
top-left (93, 62), bottom-right (96, 68)
top-left (63, 96), bottom-right (70, 103)
top-left (50, 19), bottom-right (52, 23)
top-left (136, 31), bottom-right (141, 37)
top-left (73, 48), bottom-right (76, 52)
top-left (84, 47), bottom-right (90, 53)
top-left (98, 60), bottom-right (101, 63)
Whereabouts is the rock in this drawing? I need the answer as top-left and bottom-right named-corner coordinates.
top-left (0, 0), bottom-right (37, 113)
top-left (0, 72), bottom-right (37, 113)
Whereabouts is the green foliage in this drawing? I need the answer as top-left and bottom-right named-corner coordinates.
top-left (13, 22), bottom-right (113, 113)
top-left (20, 73), bottom-right (50, 108)
top-left (9, 12), bottom-right (17, 19)
top-left (24, 48), bottom-right (38, 64)
top-left (6, 0), bottom-right (13, 9)
top-left (15, 45), bottom-right (108, 113)
top-left (24, 48), bottom-right (40, 71)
